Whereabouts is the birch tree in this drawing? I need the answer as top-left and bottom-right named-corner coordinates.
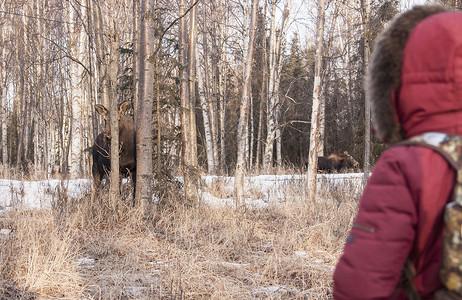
top-left (256, 1), bottom-right (268, 170)
top-left (263, 0), bottom-right (292, 170)
top-left (197, 1), bottom-right (221, 175)
top-left (1, 11), bottom-right (9, 177)
top-left (197, 53), bottom-right (215, 174)
top-left (109, 23), bottom-right (121, 211)
top-left (234, 0), bottom-right (258, 207)
top-left (180, 0), bottom-right (199, 203)
top-left (362, 0), bottom-right (371, 176)
top-left (136, 0), bottom-right (155, 210)
top-left (306, 0), bottom-right (325, 202)
top-left (133, 0), bottom-right (140, 118)
top-left (218, 0), bottom-right (229, 173)
top-left (69, 1), bottom-right (86, 179)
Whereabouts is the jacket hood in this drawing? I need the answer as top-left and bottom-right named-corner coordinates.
top-left (365, 5), bottom-right (462, 143)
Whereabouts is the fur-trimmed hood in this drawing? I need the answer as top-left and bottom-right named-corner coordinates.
top-left (366, 5), bottom-right (462, 143)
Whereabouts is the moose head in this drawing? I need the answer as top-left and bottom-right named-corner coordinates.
top-left (341, 151), bottom-right (360, 170)
top-left (92, 101), bottom-right (136, 193)
top-left (95, 101), bottom-right (133, 144)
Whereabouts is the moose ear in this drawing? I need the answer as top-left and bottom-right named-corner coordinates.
top-left (118, 101), bottom-right (130, 116)
top-left (95, 104), bottom-right (108, 116)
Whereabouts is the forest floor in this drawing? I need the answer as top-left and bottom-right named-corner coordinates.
top-left (0, 173), bottom-right (363, 299)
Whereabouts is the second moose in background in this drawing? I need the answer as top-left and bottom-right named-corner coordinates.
top-left (307, 151), bottom-right (359, 173)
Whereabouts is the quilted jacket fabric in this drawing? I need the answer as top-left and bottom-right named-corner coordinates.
top-left (333, 8), bottom-right (462, 300)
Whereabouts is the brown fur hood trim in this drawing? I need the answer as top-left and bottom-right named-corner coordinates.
top-left (366, 5), bottom-right (448, 144)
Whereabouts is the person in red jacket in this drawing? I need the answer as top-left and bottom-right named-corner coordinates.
top-left (333, 5), bottom-right (462, 300)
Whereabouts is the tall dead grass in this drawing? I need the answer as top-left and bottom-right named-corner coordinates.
top-left (0, 173), bottom-right (362, 299)
top-left (0, 209), bottom-right (83, 299)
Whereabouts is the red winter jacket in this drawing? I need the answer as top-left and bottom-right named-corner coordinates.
top-left (333, 9), bottom-right (462, 300)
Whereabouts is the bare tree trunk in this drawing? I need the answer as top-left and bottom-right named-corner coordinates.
top-left (263, 1), bottom-right (277, 170)
top-left (133, 0), bottom-right (140, 118)
top-left (92, 2), bottom-right (110, 109)
top-left (263, 0), bottom-right (292, 171)
top-left (306, 0), bottom-right (325, 202)
top-left (180, 0), bottom-right (198, 203)
top-left (109, 23), bottom-right (120, 212)
top-left (136, 0), bottom-right (154, 211)
top-left (318, 92), bottom-right (325, 157)
top-left (218, 1), bottom-right (228, 173)
top-left (234, 0), bottom-right (258, 207)
top-left (33, 0), bottom-right (43, 175)
top-left (276, 125), bottom-right (282, 169)
top-left (219, 74), bottom-right (227, 173)
top-left (197, 55), bottom-right (215, 174)
top-left (69, 2), bottom-right (86, 179)
top-left (208, 2), bottom-right (220, 175)
top-left (249, 94), bottom-right (254, 169)
top-left (275, 0), bottom-right (292, 169)
top-left (198, 10), bottom-right (218, 174)
top-left (362, 0), bottom-right (371, 176)
top-left (1, 21), bottom-right (8, 176)
top-left (188, 1), bottom-right (198, 168)
top-left (256, 0), bottom-right (268, 171)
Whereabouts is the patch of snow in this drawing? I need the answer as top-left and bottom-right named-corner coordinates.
top-left (211, 261), bottom-right (250, 268)
top-left (0, 179), bottom-right (92, 210)
top-left (0, 173), bottom-right (365, 212)
top-left (123, 286), bottom-right (146, 297)
top-left (252, 285), bottom-right (298, 297)
top-left (313, 259), bottom-right (324, 264)
top-left (75, 257), bottom-right (96, 265)
top-left (294, 251), bottom-right (308, 258)
top-left (0, 228), bottom-right (11, 235)
top-left (150, 260), bottom-right (171, 268)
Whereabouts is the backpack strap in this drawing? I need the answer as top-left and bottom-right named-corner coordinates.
top-left (396, 132), bottom-right (462, 169)
top-left (394, 132), bottom-right (462, 299)
top-left (396, 132), bottom-right (462, 205)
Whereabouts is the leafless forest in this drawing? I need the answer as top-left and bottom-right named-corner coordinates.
top-left (0, 0), bottom-right (460, 299)
top-left (0, 0), bottom-right (401, 184)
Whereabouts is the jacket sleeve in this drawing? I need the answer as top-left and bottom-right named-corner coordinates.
top-left (333, 149), bottom-right (418, 300)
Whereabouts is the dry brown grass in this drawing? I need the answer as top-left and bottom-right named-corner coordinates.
top-left (0, 174), bottom-right (362, 299)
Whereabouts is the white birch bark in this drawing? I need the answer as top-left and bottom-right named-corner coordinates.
top-left (136, 0), bottom-right (155, 209)
top-left (69, 3), bottom-right (86, 179)
top-left (234, 0), bottom-right (258, 207)
top-left (218, 0), bottom-right (228, 173)
top-left (318, 92), bottom-right (325, 157)
top-left (263, 0), bottom-right (292, 170)
top-left (275, 0), bottom-right (292, 168)
top-left (307, 0), bottom-right (325, 202)
top-left (362, 0), bottom-right (371, 176)
top-left (188, 2), bottom-right (198, 168)
top-left (180, 0), bottom-right (199, 203)
top-left (263, 1), bottom-right (277, 170)
top-left (197, 55), bottom-right (215, 174)
top-left (133, 0), bottom-right (140, 118)
top-left (249, 94), bottom-right (254, 168)
top-left (1, 22), bottom-right (8, 176)
top-left (198, 8), bottom-right (219, 174)
top-left (209, 5), bottom-right (220, 174)
top-left (256, 1), bottom-right (268, 171)
top-left (109, 24), bottom-right (120, 211)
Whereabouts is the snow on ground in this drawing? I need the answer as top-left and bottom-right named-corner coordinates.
top-left (0, 178), bottom-right (92, 211)
top-left (0, 173), bottom-right (365, 212)
top-left (200, 173), bottom-right (364, 208)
